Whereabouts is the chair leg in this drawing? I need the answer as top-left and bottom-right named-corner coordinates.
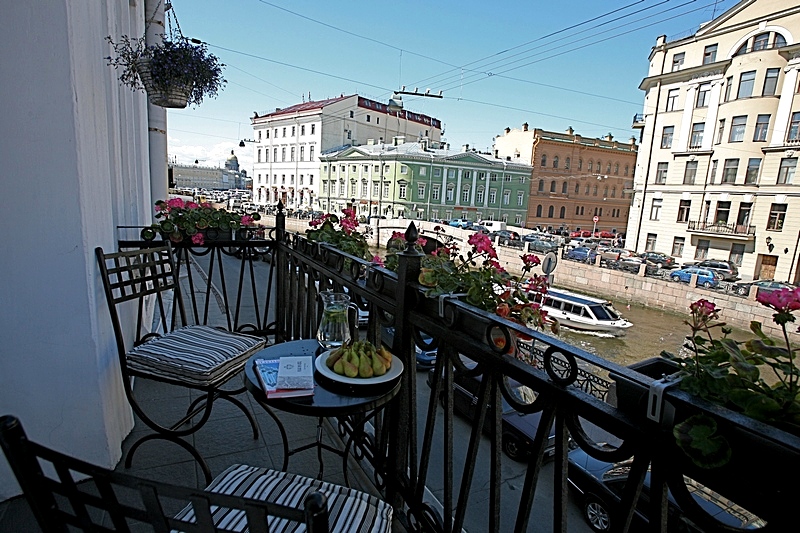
top-left (216, 393), bottom-right (259, 439)
top-left (184, 386), bottom-right (259, 440)
top-left (125, 433), bottom-right (212, 484)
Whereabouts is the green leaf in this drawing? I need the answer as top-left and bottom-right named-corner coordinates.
top-left (673, 414), bottom-right (731, 469)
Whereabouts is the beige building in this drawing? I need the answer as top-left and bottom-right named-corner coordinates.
top-left (628, 0), bottom-right (800, 282)
top-left (494, 125), bottom-right (637, 234)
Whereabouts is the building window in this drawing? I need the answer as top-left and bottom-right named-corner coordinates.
top-left (299, 146), bottom-right (304, 161)
top-left (257, 149), bottom-right (262, 163)
top-left (362, 182), bottom-right (368, 196)
top-left (724, 76), bottom-right (733, 102)
top-left (366, 115), bottom-right (370, 123)
top-left (281, 147), bottom-right (286, 162)
top-left (548, 205), bottom-right (554, 217)
top-left (745, 158), bottom-right (761, 184)
top-left (420, 167), bottom-right (426, 176)
top-left (646, 233), bottom-right (657, 250)
top-left (417, 183), bottom-right (425, 198)
top-left (763, 68), bottom-right (780, 96)
top-left (593, 185), bottom-right (598, 196)
top-left (445, 188), bottom-right (454, 202)
top-left (767, 203), bottom-right (787, 230)
top-left (383, 183), bottom-right (390, 197)
top-left (666, 89), bottom-right (679, 111)
top-left (753, 114), bottom-right (770, 142)
top-left (788, 112), bottom-right (800, 141)
top-left (721, 159), bottom-right (738, 183)
top-left (553, 156), bottom-right (559, 168)
top-left (540, 154), bottom-right (547, 167)
top-left (677, 199), bottom-right (691, 223)
top-left (290, 147), bottom-right (295, 161)
top-left (695, 239), bottom-right (709, 260)
top-left (291, 126), bottom-right (295, 136)
top-left (400, 165), bottom-right (408, 174)
top-left (575, 183), bottom-right (580, 194)
top-left (559, 206), bottom-right (566, 218)
top-left (432, 186), bottom-right (440, 200)
top-left (374, 182), bottom-right (380, 196)
top-left (399, 184), bottom-right (407, 199)
top-left (503, 191), bottom-right (511, 205)
top-left (476, 189), bottom-right (484, 203)
top-left (462, 189), bottom-right (470, 202)
top-left (696, 83), bottom-right (711, 108)
top-left (672, 237), bottom-right (685, 256)
top-left (671, 52), bottom-right (684, 72)
top-left (273, 148), bottom-right (278, 161)
top-left (611, 187), bottom-right (616, 198)
top-left (689, 123), bottom-right (704, 149)
top-left (349, 111), bottom-right (354, 118)
top-left (434, 168), bottom-right (441, 177)
top-left (715, 201), bottom-right (731, 224)
top-left (518, 192), bottom-right (524, 206)
top-left (311, 124), bottom-right (315, 134)
top-left (624, 165), bottom-right (629, 176)
top-left (683, 161), bottom-right (698, 185)
top-left (702, 44), bottom-right (717, 64)
top-left (777, 158), bottom-right (797, 184)
top-left (737, 71), bottom-right (756, 99)
top-left (550, 181), bottom-right (556, 193)
top-left (729, 243), bottom-right (745, 267)
top-left (716, 119), bottom-right (725, 144)
top-left (301, 125), bottom-right (305, 135)
top-left (753, 32), bottom-right (769, 51)
top-left (660, 126), bottom-right (674, 149)
top-left (650, 198), bottom-right (662, 220)
top-left (578, 158), bottom-right (583, 170)
top-left (562, 182), bottom-right (568, 194)
top-left (737, 202), bottom-right (752, 228)
top-left (565, 157), bottom-right (571, 169)
top-left (538, 179), bottom-right (544, 192)
top-left (489, 190), bottom-right (496, 203)
top-left (729, 116), bottom-right (747, 142)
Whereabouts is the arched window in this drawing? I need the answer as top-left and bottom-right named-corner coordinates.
top-left (538, 179), bottom-right (544, 192)
top-left (606, 162), bottom-right (612, 173)
top-left (593, 185), bottom-right (598, 196)
top-left (540, 154), bottom-right (547, 167)
top-left (603, 186), bottom-right (608, 198)
top-left (550, 181), bottom-right (556, 192)
top-left (565, 157), bottom-right (571, 170)
top-left (614, 163), bottom-right (619, 175)
top-left (578, 158), bottom-right (583, 170)
top-left (575, 205), bottom-right (581, 215)
top-left (562, 182), bottom-right (568, 194)
top-left (559, 206), bottom-right (566, 218)
top-left (548, 205), bottom-right (554, 218)
top-left (624, 165), bottom-right (629, 176)
top-left (776, 34), bottom-right (787, 47)
top-left (575, 183), bottom-right (580, 194)
top-left (588, 160), bottom-right (593, 171)
top-left (553, 156), bottom-right (559, 168)
top-left (611, 187), bottom-right (616, 198)
top-left (536, 204), bottom-right (543, 217)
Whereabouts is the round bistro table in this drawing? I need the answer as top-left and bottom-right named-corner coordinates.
top-left (244, 339), bottom-right (402, 484)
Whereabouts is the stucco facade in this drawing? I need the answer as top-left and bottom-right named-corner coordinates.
top-left (494, 126), bottom-right (637, 234)
top-left (628, 0), bottom-right (800, 282)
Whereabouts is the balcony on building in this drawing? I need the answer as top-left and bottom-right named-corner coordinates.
top-left (686, 220), bottom-right (756, 238)
top-left (632, 113), bottom-right (645, 129)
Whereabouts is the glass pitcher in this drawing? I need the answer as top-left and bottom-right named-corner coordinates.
top-left (316, 291), bottom-right (351, 350)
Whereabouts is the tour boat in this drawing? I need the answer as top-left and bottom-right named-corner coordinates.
top-left (528, 287), bottom-right (633, 335)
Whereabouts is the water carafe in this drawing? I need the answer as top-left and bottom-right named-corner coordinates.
top-left (316, 291), bottom-right (351, 350)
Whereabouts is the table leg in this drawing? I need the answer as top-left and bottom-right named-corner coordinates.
top-left (255, 399), bottom-right (290, 471)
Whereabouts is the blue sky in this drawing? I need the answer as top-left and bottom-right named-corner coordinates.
top-left (166, 0), bottom-right (736, 174)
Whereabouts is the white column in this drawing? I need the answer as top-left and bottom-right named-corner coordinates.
top-left (701, 80), bottom-right (724, 151)
top-left (469, 170), bottom-right (478, 209)
top-left (770, 64), bottom-right (800, 146)
top-left (146, 0), bottom-right (168, 202)
top-left (675, 84), bottom-right (698, 152)
top-left (455, 168), bottom-right (463, 207)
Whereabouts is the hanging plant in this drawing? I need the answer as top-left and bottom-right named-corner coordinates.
top-left (104, 3), bottom-right (225, 107)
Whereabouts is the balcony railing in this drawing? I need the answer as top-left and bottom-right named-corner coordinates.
top-left (687, 220), bottom-right (756, 236)
top-left (632, 113), bottom-right (645, 128)
top-left (123, 209), bottom-right (799, 532)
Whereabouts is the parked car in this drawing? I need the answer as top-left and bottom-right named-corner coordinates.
top-left (731, 279), bottom-right (795, 297)
top-left (686, 259), bottom-right (739, 281)
top-left (426, 360), bottom-right (556, 461)
top-left (669, 267), bottom-right (721, 288)
top-left (567, 446), bottom-right (765, 532)
top-left (470, 224), bottom-right (489, 234)
top-left (381, 326), bottom-right (437, 369)
top-left (566, 246), bottom-right (598, 263)
top-left (527, 239), bottom-right (559, 254)
top-left (599, 248), bottom-right (636, 262)
top-left (639, 251), bottom-right (678, 269)
top-left (604, 255), bottom-right (657, 275)
top-left (489, 230), bottom-right (523, 248)
top-left (448, 218), bottom-right (473, 228)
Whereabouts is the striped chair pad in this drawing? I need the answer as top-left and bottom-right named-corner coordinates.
top-left (174, 464), bottom-right (392, 532)
top-left (127, 326), bottom-right (266, 386)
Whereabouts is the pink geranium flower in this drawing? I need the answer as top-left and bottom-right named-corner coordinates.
top-left (241, 215), bottom-right (254, 226)
top-left (191, 233), bottom-right (205, 245)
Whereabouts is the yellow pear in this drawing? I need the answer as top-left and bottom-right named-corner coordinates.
top-left (359, 352), bottom-right (374, 378)
top-left (371, 353), bottom-right (386, 376)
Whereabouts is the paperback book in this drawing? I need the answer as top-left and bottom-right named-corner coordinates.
top-left (254, 357), bottom-right (314, 398)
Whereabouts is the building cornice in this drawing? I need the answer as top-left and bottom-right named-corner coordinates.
top-left (639, 59), bottom-right (731, 91)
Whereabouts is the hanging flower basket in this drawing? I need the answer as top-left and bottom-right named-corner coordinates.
top-left (134, 58), bottom-right (193, 108)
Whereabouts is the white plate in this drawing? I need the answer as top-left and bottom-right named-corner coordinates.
top-left (315, 349), bottom-right (404, 385)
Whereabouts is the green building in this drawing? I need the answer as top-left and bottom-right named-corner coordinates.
top-left (319, 138), bottom-right (532, 224)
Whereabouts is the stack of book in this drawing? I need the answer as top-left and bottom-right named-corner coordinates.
top-left (254, 356), bottom-right (315, 398)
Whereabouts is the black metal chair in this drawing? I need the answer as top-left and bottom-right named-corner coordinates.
top-left (0, 415), bottom-right (341, 532)
top-left (95, 244), bottom-right (266, 483)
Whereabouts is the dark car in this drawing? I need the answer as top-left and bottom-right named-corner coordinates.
top-left (567, 446), bottom-right (765, 532)
top-left (381, 326), bottom-right (437, 370)
top-left (731, 279), bottom-right (794, 297)
top-left (566, 246), bottom-right (598, 263)
top-left (426, 361), bottom-right (555, 461)
top-left (690, 259), bottom-right (739, 281)
top-left (526, 238), bottom-right (559, 254)
top-left (639, 251), bottom-right (678, 269)
top-left (489, 230), bottom-right (523, 249)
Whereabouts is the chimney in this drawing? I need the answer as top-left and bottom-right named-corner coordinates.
top-left (605, 133), bottom-right (614, 141)
top-left (462, 144), bottom-right (470, 152)
top-left (522, 122), bottom-right (528, 131)
top-left (629, 136), bottom-right (637, 145)
top-left (420, 138), bottom-right (428, 151)
top-left (393, 136), bottom-right (405, 146)
top-left (505, 127), bottom-right (511, 134)
top-left (566, 126), bottom-right (574, 135)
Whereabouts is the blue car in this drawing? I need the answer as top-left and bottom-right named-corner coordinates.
top-left (566, 246), bottom-right (598, 263)
top-left (669, 267), bottom-right (721, 288)
top-left (381, 326), bottom-right (438, 369)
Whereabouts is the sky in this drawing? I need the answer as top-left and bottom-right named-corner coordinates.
top-left (165, 0), bottom-right (737, 176)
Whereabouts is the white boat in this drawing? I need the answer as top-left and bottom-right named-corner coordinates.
top-left (528, 287), bottom-right (633, 335)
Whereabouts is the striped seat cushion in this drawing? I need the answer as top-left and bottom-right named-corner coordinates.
top-left (173, 464), bottom-right (392, 532)
top-left (127, 326), bottom-right (266, 386)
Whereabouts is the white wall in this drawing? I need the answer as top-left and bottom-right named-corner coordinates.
top-left (0, 1), bottom-right (154, 499)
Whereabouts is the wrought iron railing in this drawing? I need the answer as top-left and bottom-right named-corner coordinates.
top-left (270, 209), bottom-right (798, 533)
top-left (687, 220), bottom-right (756, 236)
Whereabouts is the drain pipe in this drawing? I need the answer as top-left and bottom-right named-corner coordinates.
top-left (145, 0), bottom-right (168, 203)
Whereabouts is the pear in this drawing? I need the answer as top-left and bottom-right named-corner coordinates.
top-left (343, 357), bottom-right (359, 378)
top-left (378, 346), bottom-right (393, 365)
top-left (326, 346), bottom-right (345, 369)
top-left (333, 356), bottom-right (345, 375)
top-left (376, 353), bottom-right (391, 370)
top-left (371, 352), bottom-right (387, 376)
top-left (359, 352), bottom-right (374, 378)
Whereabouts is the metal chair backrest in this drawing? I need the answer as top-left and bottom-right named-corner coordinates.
top-left (0, 416), bottom-right (329, 532)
